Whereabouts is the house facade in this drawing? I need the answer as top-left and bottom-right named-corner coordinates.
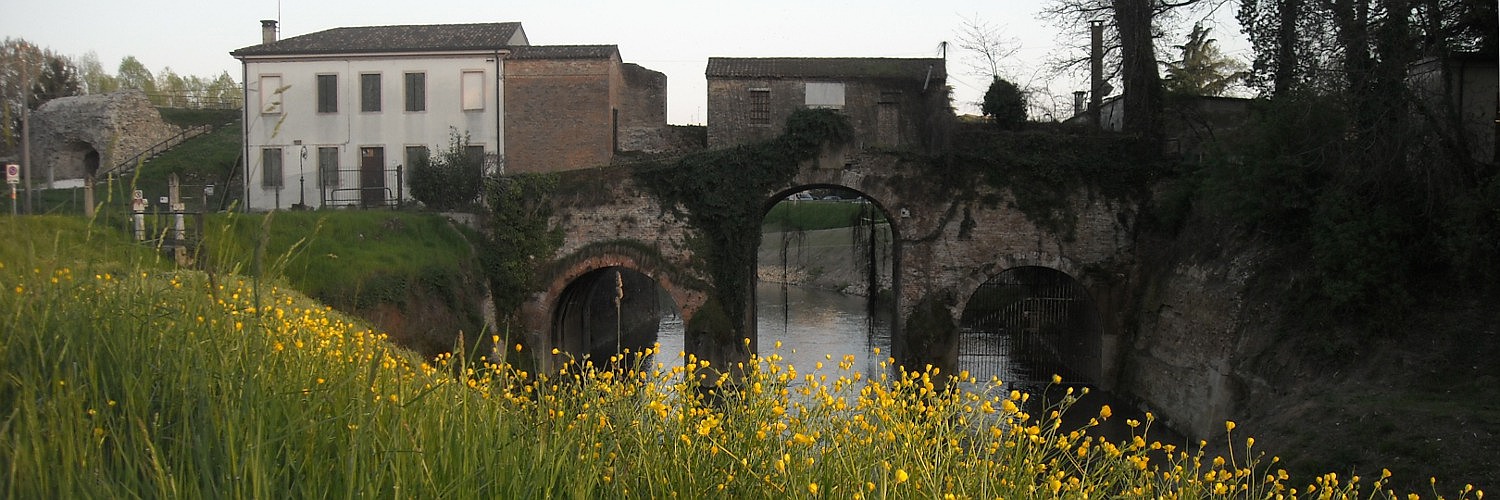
top-left (705, 57), bottom-right (947, 151)
top-left (232, 21), bottom-right (669, 210)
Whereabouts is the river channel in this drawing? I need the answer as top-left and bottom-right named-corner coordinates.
top-left (651, 282), bottom-right (891, 378)
top-left (651, 282), bottom-right (1183, 446)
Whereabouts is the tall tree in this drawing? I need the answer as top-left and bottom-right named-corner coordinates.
top-left (154, 66), bottom-right (186, 107)
top-left (30, 54), bottom-right (81, 107)
top-left (1041, 0), bottom-right (1227, 136)
top-left (955, 15), bottom-right (1021, 81)
top-left (1111, 0), bottom-right (1163, 138)
top-left (115, 55), bottom-right (155, 94)
top-left (74, 52), bottom-right (118, 94)
top-left (206, 71), bottom-right (242, 109)
top-left (1163, 24), bottom-right (1248, 96)
top-left (0, 38), bottom-right (47, 157)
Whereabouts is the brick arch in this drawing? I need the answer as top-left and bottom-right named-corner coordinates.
top-left (532, 244), bottom-right (707, 369)
top-left (951, 259), bottom-right (1107, 386)
top-left (951, 253), bottom-right (1095, 318)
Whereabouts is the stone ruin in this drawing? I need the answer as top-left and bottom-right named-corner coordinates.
top-left (31, 89), bottom-right (182, 187)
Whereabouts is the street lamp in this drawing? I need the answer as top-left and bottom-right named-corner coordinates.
top-left (299, 145), bottom-right (308, 208)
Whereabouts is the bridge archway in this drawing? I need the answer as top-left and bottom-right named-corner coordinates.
top-left (956, 266), bottom-right (1102, 389)
top-left (551, 266), bottom-right (684, 367)
top-left (756, 184), bottom-right (900, 375)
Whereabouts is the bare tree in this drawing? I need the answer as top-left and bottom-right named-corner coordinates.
top-left (955, 14), bottom-right (1022, 81)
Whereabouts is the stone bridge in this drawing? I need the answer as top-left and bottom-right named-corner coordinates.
top-left (516, 144), bottom-right (1143, 388)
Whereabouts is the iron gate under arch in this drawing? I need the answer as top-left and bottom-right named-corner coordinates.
top-left (958, 266), bottom-right (1101, 389)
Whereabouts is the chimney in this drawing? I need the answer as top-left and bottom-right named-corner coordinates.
top-left (261, 20), bottom-right (279, 44)
top-left (1073, 91), bottom-right (1087, 117)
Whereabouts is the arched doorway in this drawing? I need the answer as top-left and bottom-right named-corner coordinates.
top-left (756, 185), bottom-right (896, 377)
top-left (957, 266), bottom-right (1102, 389)
top-left (552, 266), bottom-right (683, 367)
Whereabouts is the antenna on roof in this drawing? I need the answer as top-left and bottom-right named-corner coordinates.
top-left (937, 41), bottom-right (947, 61)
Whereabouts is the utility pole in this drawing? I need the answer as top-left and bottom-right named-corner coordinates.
top-left (21, 59), bottom-right (32, 214)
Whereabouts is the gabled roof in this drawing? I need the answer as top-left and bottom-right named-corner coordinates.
top-left (705, 57), bottom-right (946, 81)
top-left (231, 22), bottom-right (525, 57)
top-left (509, 45), bottom-right (619, 60)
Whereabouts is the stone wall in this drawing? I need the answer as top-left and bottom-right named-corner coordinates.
top-left (31, 89), bottom-right (181, 183)
top-left (526, 149), bottom-right (1145, 386)
top-left (707, 78), bottom-right (939, 151)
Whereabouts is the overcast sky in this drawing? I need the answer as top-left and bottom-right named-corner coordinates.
top-left (1, 0), bottom-right (1249, 124)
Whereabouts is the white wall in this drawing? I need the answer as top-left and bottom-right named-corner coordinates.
top-left (240, 53), bottom-right (504, 210)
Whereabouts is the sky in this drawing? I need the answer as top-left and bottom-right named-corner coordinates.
top-left (0, 0), bottom-right (1250, 125)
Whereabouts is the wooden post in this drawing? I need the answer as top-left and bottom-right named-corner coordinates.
top-left (83, 176), bottom-right (95, 218)
top-left (169, 174), bottom-right (187, 265)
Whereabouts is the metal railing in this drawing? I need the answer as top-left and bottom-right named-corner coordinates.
top-left (105, 124), bottom-right (214, 176)
top-left (957, 267), bottom-right (1101, 389)
top-left (315, 165), bottom-right (404, 209)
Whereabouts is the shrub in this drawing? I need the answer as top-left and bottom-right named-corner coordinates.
top-left (980, 77), bottom-right (1026, 130)
top-left (409, 128), bottom-right (485, 211)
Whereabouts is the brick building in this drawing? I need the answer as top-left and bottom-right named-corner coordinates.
top-left (503, 46), bottom-right (669, 174)
top-left (705, 57), bottom-right (947, 151)
top-left (231, 21), bottom-right (668, 210)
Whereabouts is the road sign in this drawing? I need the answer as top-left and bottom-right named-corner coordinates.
top-left (5, 164), bottom-right (17, 184)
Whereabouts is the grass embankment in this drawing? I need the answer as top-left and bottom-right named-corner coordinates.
top-left (764, 200), bottom-right (886, 232)
top-left (0, 217), bottom-right (1483, 498)
top-left (204, 210), bottom-right (487, 356)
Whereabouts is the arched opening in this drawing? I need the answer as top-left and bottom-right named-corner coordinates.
top-left (552, 266), bottom-right (683, 367)
top-left (757, 185), bottom-right (896, 377)
top-left (84, 150), bottom-right (101, 177)
top-left (957, 266), bottom-right (1102, 389)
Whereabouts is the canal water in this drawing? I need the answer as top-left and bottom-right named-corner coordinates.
top-left (651, 282), bottom-right (1184, 447)
top-left (648, 282), bottom-right (892, 378)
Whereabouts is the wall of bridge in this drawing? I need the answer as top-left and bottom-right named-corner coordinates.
top-left (523, 150), bottom-right (1142, 386)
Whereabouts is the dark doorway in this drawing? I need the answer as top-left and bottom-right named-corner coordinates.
top-left (359, 147), bottom-right (385, 207)
top-left (84, 150), bottom-right (100, 177)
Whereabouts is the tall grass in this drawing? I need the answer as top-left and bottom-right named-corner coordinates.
top-left (0, 216), bottom-right (1484, 498)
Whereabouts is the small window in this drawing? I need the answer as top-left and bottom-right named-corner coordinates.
top-left (259, 75), bottom-right (282, 114)
top-left (360, 74), bottom-right (381, 112)
top-left (748, 88), bottom-right (770, 125)
top-left (317, 74), bottom-right (338, 113)
top-left (405, 145), bottom-right (429, 169)
top-left (404, 72), bottom-right (426, 112)
top-left (261, 148), bottom-right (283, 188)
top-left (461, 70), bottom-right (485, 111)
top-left (805, 82), bottom-right (845, 108)
top-left (318, 147), bottom-right (339, 187)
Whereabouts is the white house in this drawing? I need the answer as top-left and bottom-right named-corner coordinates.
top-left (231, 21), bottom-right (525, 210)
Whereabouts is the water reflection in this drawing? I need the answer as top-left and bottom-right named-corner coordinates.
top-left (757, 282), bottom-right (892, 379)
top-left (649, 283), bottom-right (892, 378)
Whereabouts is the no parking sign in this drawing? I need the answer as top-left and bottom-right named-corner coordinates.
top-left (5, 164), bottom-right (17, 184)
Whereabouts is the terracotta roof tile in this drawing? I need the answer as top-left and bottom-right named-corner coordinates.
top-left (232, 22), bottom-right (523, 57)
top-left (705, 57), bottom-right (946, 81)
top-left (508, 45), bottom-right (619, 60)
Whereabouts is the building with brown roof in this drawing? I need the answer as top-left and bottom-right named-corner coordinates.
top-left (230, 21), bottom-right (668, 210)
top-left (705, 57), bottom-right (947, 151)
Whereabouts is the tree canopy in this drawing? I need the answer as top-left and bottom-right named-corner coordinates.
top-left (1162, 24), bottom-right (1247, 96)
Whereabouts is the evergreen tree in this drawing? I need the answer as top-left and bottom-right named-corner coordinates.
top-left (1162, 24), bottom-right (1247, 96)
top-left (980, 77), bottom-right (1026, 129)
